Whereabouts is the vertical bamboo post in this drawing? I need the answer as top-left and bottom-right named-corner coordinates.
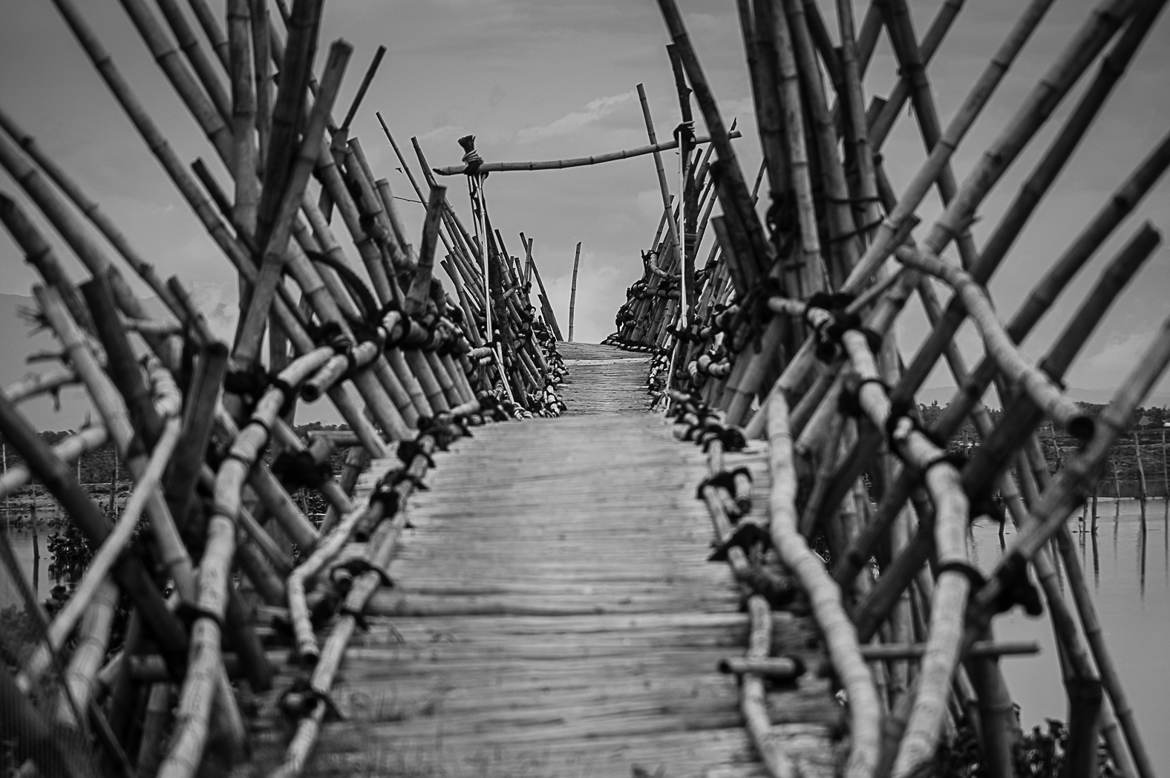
top-left (30, 485), bottom-right (39, 591)
top-left (109, 450), bottom-right (118, 516)
top-left (635, 83), bottom-right (683, 304)
top-left (568, 241), bottom-right (582, 343)
top-left (1112, 455), bottom-right (1122, 521)
top-left (1161, 423), bottom-right (1168, 520)
top-left (1133, 429), bottom-right (1148, 533)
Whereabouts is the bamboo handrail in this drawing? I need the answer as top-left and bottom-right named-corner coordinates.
top-left (431, 131), bottom-right (742, 176)
top-left (2, 0), bottom-right (1164, 773)
top-left (765, 387), bottom-right (881, 776)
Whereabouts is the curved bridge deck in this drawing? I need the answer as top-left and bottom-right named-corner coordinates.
top-left (252, 344), bottom-right (840, 776)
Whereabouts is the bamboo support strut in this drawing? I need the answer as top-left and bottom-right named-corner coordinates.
top-left (2, 0), bottom-right (1166, 775)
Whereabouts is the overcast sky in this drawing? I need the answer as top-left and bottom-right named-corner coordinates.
top-left (0, 0), bottom-right (1167, 402)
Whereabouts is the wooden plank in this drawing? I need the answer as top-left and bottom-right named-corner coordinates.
top-left (251, 343), bottom-right (841, 776)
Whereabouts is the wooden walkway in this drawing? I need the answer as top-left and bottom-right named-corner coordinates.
top-left (252, 344), bottom-right (842, 777)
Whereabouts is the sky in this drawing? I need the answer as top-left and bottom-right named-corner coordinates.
top-left (0, 0), bottom-right (1168, 404)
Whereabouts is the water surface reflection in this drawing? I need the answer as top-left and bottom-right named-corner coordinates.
top-left (972, 499), bottom-right (1170, 768)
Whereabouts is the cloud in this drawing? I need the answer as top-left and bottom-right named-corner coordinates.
top-left (1073, 330), bottom-right (1165, 389)
top-left (543, 251), bottom-right (632, 343)
top-left (416, 124), bottom-right (462, 142)
top-left (515, 91), bottom-right (636, 144)
top-left (636, 189), bottom-right (667, 220)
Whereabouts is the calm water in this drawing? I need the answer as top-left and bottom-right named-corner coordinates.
top-left (971, 499), bottom-right (1170, 768)
top-left (2, 503), bottom-right (1168, 765)
top-left (0, 526), bottom-right (57, 610)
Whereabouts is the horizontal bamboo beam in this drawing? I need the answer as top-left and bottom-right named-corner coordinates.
top-left (432, 130), bottom-right (742, 175)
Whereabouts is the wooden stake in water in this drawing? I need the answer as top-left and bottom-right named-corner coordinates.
top-left (1162, 423), bottom-right (1168, 520)
top-left (568, 241), bottom-right (582, 342)
top-left (1134, 429), bottom-right (1148, 533)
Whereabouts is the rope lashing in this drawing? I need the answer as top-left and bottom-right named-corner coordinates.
top-left (367, 479), bottom-right (401, 517)
top-left (982, 552), bottom-right (1044, 617)
top-left (224, 362), bottom-right (272, 400)
top-left (837, 375), bottom-right (890, 418)
top-left (329, 557), bottom-right (393, 594)
top-left (695, 466), bottom-right (754, 518)
top-left (726, 276), bottom-right (785, 353)
top-left (457, 134), bottom-right (484, 174)
top-left (921, 448), bottom-right (1008, 526)
top-left (174, 601), bottom-right (224, 631)
top-left (825, 217), bottom-right (885, 245)
top-left (418, 413), bottom-right (476, 450)
top-left (396, 438), bottom-right (436, 469)
top-left (883, 399), bottom-right (926, 446)
top-left (278, 678), bottom-right (345, 722)
top-left (708, 518), bottom-right (771, 563)
top-left (272, 450), bottom-right (332, 492)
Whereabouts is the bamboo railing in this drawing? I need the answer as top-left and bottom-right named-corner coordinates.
top-left (0, 1), bottom-right (565, 775)
top-left (2, 1), bottom-right (1168, 776)
top-left (604, 1), bottom-right (1168, 775)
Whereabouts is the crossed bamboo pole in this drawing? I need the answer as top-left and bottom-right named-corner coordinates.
top-left (609, 0), bottom-right (1165, 775)
top-left (0, 1), bottom-right (567, 776)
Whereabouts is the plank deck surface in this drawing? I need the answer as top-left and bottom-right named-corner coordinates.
top-left (251, 343), bottom-right (842, 776)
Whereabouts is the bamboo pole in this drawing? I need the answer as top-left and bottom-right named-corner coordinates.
top-left (568, 241), bottom-right (582, 343)
top-left (339, 45), bottom-right (386, 131)
top-left (405, 185), bottom-right (447, 317)
top-left (767, 0), bottom-right (823, 298)
top-left (50, 0), bottom-right (390, 456)
top-left (766, 388), bottom-right (880, 776)
top-left (160, 347), bottom-right (333, 776)
top-left (884, 0), bottom-right (1166, 414)
top-left (274, 437), bottom-right (437, 775)
top-left (55, 577), bottom-right (119, 726)
top-left (656, 0), bottom-right (772, 276)
top-left (234, 38), bottom-right (350, 362)
top-left (1133, 430), bottom-right (1149, 533)
top-left (432, 131), bottom-right (742, 175)
top-left (839, 0), bottom-right (1056, 293)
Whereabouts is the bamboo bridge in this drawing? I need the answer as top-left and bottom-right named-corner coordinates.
top-left (2, 1), bottom-right (1170, 777)
top-left (245, 341), bottom-right (842, 777)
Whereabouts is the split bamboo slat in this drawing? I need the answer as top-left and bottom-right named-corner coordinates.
top-left (1, 1), bottom-right (1167, 777)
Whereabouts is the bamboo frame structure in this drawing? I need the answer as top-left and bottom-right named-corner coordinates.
top-left (0, 3), bottom-right (567, 775)
top-left (604, 1), bottom-right (1168, 775)
top-left (1, 1), bottom-right (1166, 776)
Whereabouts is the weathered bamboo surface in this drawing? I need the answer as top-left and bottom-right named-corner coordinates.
top-left (558, 341), bottom-right (654, 414)
top-left (249, 344), bottom-right (840, 777)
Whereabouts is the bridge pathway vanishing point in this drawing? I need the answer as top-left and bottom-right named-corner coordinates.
top-left (252, 343), bottom-right (842, 776)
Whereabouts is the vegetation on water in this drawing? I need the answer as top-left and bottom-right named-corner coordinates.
top-left (938, 711), bottom-right (1118, 777)
top-left (918, 402), bottom-right (1168, 498)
